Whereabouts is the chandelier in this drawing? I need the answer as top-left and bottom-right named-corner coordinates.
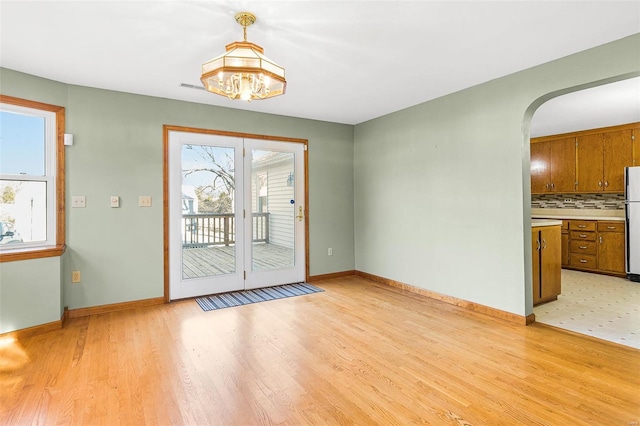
top-left (201, 12), bottom-right (286, 101)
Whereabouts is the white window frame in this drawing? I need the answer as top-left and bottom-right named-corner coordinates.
top-left (0, 95), bottom-right (65, 261)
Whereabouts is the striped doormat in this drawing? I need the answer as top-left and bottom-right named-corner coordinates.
top-left (195, 283), bottom-right (324, 311)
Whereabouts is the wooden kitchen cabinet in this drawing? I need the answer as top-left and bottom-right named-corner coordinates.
top-left (532, 225), bottom-right (562, 305)
top-left (576, 129), bottom-right (633, 193)
top-left (597, 221), bottom-right (626, 274)
top-left (563, 219), bottom-right (626, 277)
top-left (530, 138), bottom-right (575, 194)
top-left (561, 220), bottom-right (569, 267)
top-left (633, 126), bottom-right (639, 166)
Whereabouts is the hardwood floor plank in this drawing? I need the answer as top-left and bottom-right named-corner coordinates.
top-left (1, 276), bottom-right (638, 425)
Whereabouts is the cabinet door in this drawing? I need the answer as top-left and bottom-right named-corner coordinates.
top-left (540, 226), bottom-right (561, 301)
top-left (532, 229), bottom-right (541, 305)
top-left (598, 232), bottom-right (625, 273)
top-left (561, 231), bottom-right (569, 267)
top-left (549, 137), bottom-right (576, 192)
top-left (633, 127), bottom-right (639, 167)
top-left (530, 142), bottom-right (549, 194)
top-left (603, 130), bottom-right (633, 192)
top-left (576, 133), bottom-right (604, 192)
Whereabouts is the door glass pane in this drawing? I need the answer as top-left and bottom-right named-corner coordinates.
top-left (181, 144), bottom-right (235, 279)
top-left (251, 150), bottom-right (295, 271)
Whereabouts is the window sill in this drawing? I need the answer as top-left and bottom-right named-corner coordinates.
top-left (0, 245), bottom-right (66, 263)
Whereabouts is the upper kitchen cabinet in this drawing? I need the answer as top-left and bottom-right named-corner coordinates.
top-left (576, 129), bottom-right (633, 193)
top-left (530, 137), bottom-right (576, 194)
top-left (634, 126), bottom-right (640, 166)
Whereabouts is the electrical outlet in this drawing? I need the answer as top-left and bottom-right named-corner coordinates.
top-left (72, 271), bottom-right (81, 283)
top-left (564, 198), bottom-right (572, 202)
top-left (71, 195), bottom-right (86, 208)
top-left (139, 196), bottom-right (152, 207)
top-left (328, 248), bottom-right (333, 256)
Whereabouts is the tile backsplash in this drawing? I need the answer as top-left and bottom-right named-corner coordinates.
top-left (532, 193), bottom-right (625, 210)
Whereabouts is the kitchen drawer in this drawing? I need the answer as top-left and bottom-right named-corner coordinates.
top-left (569, 221), bottom-right (596, 231)
top-left (570, 254), bottom-right (597, 269)
top-left (570, 240), bottom-right (597, 255)
top-left (570, 230), bottom-right (596, 241)
top-left (597, 221), bottom-right (624, 233)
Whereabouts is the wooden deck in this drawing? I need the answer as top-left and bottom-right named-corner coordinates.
top-left (182, 243), bottom-right (294, 279)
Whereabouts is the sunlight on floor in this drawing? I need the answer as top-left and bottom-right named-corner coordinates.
top-left (534, 269), bottom-right (640, 349)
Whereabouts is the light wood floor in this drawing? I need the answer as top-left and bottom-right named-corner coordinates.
top-left (2, 276), bottom-right (638, 425)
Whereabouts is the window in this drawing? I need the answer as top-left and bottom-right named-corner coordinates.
top-left (0, 95), bottom-right (65, 261)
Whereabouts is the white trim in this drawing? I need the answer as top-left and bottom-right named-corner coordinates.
top-left (0, 103), bottom-right (57, 249)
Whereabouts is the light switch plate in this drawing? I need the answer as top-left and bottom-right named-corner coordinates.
top-left (139, 196), bottom-right (152, 207)
top-left (110, 196), bottom-right (120, 208)
top-left (71, 195), bottom-right (86, 208)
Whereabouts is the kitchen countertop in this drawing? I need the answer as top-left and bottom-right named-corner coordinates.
top-left (531, 219), bottom-right (562, 228)
top-left (531, 208), bottom-right (625, 222)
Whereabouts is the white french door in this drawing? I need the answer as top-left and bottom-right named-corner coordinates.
top-left (168, 130), bottom-right (305, 300)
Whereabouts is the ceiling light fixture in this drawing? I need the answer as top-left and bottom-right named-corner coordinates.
top-left (201, 12), bottom-right (286, 101)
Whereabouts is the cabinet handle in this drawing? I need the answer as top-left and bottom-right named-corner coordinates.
top-left (606, 226), bottom-right (615, 229)
top-left (551, 183), bottom-right (555, 189)
top-left (604, 181), bottom-right (609, 188)
top-left (579, 259), bottom-right (588, 263)
top-left (579, 234), bottom-right (587, 238)
top-left (545, 183), bottom-right (550, 190)
top-left (542, 239), bottom-right (547, 249)
top-left (598, 181), bottom-right (602, 187)
top-left (536, 239), bottom-right (541, 250)
top-left (578, 225), bottom-right (586, 228)
top-left (579, 246), bottom-right (587, 249)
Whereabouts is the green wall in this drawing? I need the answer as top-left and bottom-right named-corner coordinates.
top-left (2, 33), bottom-right (639, 332)
top-left (0, 69), bottom-right (355, 330)
top-left (354, 34), bottom-right (640, 316)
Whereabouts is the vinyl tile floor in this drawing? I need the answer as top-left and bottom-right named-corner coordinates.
top-left (533, 269), bottom-right (640, 349)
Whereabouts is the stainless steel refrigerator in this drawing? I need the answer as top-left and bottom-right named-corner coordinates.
top-left (626, 166), bottom-right (640, 282)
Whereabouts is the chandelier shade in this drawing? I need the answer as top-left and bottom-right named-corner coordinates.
top-left (201, 12), bottom-right (286, 101)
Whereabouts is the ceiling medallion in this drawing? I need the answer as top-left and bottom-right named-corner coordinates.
top-left (201, 12), bottom-right (286, 101)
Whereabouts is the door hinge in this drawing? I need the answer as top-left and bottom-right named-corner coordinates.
top-left (243, 147), bottom-right (246, 156)
top-left (243, 209), bottom-right (246, 219)
top-left (244, 271), bottom-right (246, 280)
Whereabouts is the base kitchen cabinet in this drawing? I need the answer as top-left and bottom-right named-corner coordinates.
top-left (561, 220), bottom-right (569, 267)
top-left (563, 219), bottom-right (626, 277)
top-left (532, 223), bottom-right (562, 306)
top-left (597, 221), bottom-right (625, 274)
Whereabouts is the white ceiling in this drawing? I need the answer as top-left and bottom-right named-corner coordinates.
top-left (531, 77), bottom-right (640, 137)
top-left (1, 1), bottom-right (639, 127)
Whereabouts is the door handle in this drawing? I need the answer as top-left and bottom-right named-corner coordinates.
top-left (296, 206), bottom-right (304, 222)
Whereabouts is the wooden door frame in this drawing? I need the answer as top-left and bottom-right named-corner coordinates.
top-left (162, 125), bottom-right (310, 302)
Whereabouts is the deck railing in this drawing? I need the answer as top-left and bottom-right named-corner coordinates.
top-left (182, 213), bottom-right (269, 248)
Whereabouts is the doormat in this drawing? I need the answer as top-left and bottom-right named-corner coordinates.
top-left (195, 283), bottom-right (324, 311)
